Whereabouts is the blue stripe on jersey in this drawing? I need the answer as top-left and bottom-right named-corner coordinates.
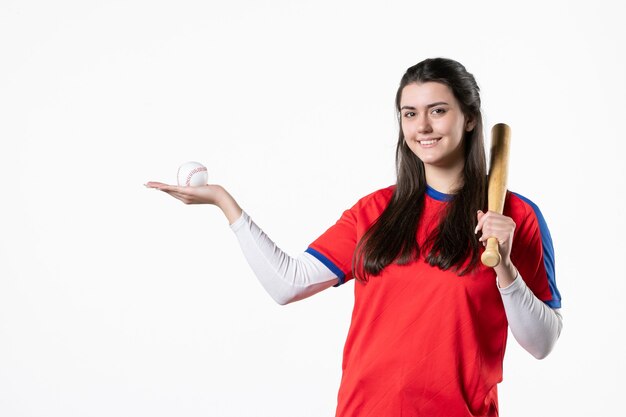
top-left (426, 185), bottom-right (453, 202)
top-left (305, 247), bottom-right (346, 286)
top-left (512, 192), bottom-right (562, 308)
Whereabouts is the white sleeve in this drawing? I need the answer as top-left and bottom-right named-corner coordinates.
top-left (229, 210), bottom-right (339, 305)
top-left (498, 273), bottom-right (563, 359)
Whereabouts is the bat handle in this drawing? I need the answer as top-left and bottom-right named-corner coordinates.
top-left (481, 237), bottom-right (501, 267)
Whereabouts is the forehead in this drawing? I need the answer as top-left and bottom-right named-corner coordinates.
top-left (400, 82), bottom-right (457, 107)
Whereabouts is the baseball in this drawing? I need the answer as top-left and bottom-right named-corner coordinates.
top-left (177, 161), bottom-right (209, 187)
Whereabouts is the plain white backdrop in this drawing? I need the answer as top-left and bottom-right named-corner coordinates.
top-left (1, 1), bottom-right (624, 416)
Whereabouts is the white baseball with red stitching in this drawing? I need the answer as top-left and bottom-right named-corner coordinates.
top-left (177, 161), bottom-right (208, 187)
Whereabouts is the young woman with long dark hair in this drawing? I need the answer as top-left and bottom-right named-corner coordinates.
top-left (146, 58), bottom-right (562, 417)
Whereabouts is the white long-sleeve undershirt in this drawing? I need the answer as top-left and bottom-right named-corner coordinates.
top-left (230, 211), bottom-right (339, 305)
top-left (498, 274), bottom-right (563, 359)
top-left (230, 210), bottom-right (562, 358)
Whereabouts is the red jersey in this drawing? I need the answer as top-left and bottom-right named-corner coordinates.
top-left (306, 185), bottom-right (561, 417)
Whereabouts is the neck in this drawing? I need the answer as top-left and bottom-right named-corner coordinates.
top-left (424, 163), bottom-right (464, 194)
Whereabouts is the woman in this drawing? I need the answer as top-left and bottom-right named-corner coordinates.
top-left (146, 58), bottom-right (562, 417)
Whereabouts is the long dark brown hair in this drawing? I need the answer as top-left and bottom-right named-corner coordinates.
top-left (353, 58), bottom-right (487, 281)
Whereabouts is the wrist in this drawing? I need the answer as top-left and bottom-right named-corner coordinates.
top-left (495, 260), bottom-right (518, 288)
top-left (214, 186), bottom-right (243, 225)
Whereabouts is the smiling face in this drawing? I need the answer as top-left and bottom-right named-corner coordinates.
top-left (400, 82), bottom-right (475, 172)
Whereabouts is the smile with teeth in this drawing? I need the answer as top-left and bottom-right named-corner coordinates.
top-left (418, 138), bottom-right (441, 146)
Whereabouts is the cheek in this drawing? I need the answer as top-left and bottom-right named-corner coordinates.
top-left (444, 118), bottom-right (466, 142)
top-left (401, 120), bottom-right (414, 137)
top-left (400, 123), bottom-right (409, 139)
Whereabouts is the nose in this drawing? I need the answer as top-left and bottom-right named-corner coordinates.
top-left (416, 113), bottom-right (432, 134)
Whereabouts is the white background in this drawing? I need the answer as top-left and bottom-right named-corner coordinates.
top-left (1, 1), bottom-right (624, 416)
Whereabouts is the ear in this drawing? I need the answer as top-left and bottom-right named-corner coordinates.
top-left (465, 118), bottom-right (476, 132)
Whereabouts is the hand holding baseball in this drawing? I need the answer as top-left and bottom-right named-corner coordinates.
top-left (145, 161), bottom-right (243, 224)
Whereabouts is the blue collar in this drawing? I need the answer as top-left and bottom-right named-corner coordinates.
top-left (426, 185), bottom-right (453, 202)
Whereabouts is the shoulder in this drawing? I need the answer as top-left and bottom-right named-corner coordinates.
top-left (334, 185), bottom-right (395, 226)
top-left (506, 191), bottom-right (553, 243)
top-left (506, 191), bottom-right (560, 307)
top-left (506, 191), bottom-right (549, 224)
top-left (350, 184), bottom-right (396, 212)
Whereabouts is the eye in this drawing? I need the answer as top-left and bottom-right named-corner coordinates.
top-left (403, 111), bottom-right (415, 118)
top-left (431, 107), bottom-right (447, 115)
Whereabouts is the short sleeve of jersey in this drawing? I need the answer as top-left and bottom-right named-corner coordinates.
top-left (305, 186), bottom-right (395, 286)
top-left (507, 192), bottom-right (562, 308)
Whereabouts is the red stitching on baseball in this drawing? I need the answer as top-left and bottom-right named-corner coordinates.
top-left (186, 166), bottom-right (207, 186)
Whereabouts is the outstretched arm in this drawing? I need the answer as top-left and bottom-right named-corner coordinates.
top-left (145, 182), bottom-right (338, 304)
top-left (230, 211), bottom-right (339, 305)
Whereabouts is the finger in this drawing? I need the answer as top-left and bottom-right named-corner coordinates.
top-left (475, 210), bottom-right (488, 234)
top-left (478, 222), bottom-right (512, 244)
top-left (479, 234), bottom-right (508, 244)
top-left (479, 218), bottom-right (515, 240)
top-left (145, 181), bottom-right (169, 189)
top-left (477, 211), bottom-right (509, 229)
top-left (157, 184), bottom-right (189, 193)
top-left (478, 219), bottom-right (509, 240)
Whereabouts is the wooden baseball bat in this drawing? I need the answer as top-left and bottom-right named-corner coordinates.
top-left (481, 123), bottom-right (512, 268)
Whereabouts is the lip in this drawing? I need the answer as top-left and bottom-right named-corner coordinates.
top-left (417, 137), bottom-right (441, 148)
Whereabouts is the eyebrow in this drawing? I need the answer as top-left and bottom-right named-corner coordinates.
top-left (400, 101), bottom-right (449, 110)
